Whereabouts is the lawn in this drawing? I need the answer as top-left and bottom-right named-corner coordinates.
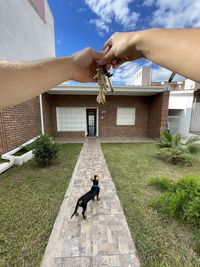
top-left (102, 142), bottom-right (200, 267)
top-left (0, 143), bottom-right (82, 267)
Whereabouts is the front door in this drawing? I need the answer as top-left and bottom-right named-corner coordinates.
top-left (86, 109), bottom-right (96, 136)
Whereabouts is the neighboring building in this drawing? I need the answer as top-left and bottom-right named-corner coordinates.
top-left (0, 0), bottom-right (55, 154)
top-left (42, 84), bottom-right (169, 139)
top-left (167, 79), bottom-right (200, 137)
top-left (133, 67), bottom-right (200, 138)
top-left (133, 66), bottom-right (152, 86)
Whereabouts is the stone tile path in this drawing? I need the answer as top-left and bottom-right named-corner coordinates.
top-left (41, 138), bottom-right (140, 267)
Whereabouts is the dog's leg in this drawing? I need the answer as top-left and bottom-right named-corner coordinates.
top-left (75, 205), bottom-right (79, 216)
top-left (96, 189), bottom-right (100, 201)
top-left (82, 204), bottom-right (87, 219)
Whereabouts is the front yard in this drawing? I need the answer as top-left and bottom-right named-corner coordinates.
top-left (102, 142), bottom-right (200, 267)
top-left (0, 144), bottom-right (82, 267)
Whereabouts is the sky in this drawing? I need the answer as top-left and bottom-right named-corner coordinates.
top-left (48, 0), bottom-right (200, 85)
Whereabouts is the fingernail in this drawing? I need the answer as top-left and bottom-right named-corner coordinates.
top-left (104, 46), bottom-right (110, 54)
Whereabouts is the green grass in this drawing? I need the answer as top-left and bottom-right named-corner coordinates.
top-left (101, 143), bottom-right (200, 267)
top-left (0, 144), bottom-right (82, 267)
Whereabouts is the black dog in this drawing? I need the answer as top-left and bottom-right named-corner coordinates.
top-left (71, 175), bottom-right (100, 219)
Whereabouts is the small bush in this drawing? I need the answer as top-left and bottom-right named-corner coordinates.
top-left (149, 176), bottom-right (174, 191)
top-left (32, 134), bottom-right (59, 166)
top-left (150, 174), bottom-right (200, 226)
top-left (157, 130), bottom-right (200, 165)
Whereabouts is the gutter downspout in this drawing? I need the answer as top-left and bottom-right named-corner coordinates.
top-left (39, 94), bottom-right (44, 134)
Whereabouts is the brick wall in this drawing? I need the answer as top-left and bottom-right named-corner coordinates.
top-left (47, 94), bottom-right (161, 138)
top-left (148, 91), bottom-right (169, 138)
top-left (99, 95), bottom-right (149, 137)
top-left (0, 97), bottom-right (41, 154)
top-left (42, 93), bottom-right (53, 136)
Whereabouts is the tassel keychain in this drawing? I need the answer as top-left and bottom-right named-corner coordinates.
top-left (93, 68), bottom-right (114, 104)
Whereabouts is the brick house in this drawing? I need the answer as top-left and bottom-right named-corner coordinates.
top-left (0, 83), bottom-right (169, 155)
top-left (41, 84), bottom-right (169, 139)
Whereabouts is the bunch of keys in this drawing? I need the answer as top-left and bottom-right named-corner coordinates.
top-left (93, 67), bottom-right (114, 104)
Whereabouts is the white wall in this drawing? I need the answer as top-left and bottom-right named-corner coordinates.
top-left (0, 0), bottom-right (55, 60)
top-left (133, 67), bottom-right (151, 86)
top-left (184, 79), bottom-right (200, 90)
top-left (169, 91), bottom-right (194, 137)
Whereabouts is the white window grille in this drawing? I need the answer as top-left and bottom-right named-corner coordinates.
top-left (190, 100), bottom-right (200, 133)
top-left (116, 108), bottom-right (135, 126)
top-left (56, 107), bottom-right (86, 131)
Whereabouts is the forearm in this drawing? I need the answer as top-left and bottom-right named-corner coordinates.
top-left (136, 28), bottom-right (200, 82)
top-left (0, 56), bottom-right (73, 109)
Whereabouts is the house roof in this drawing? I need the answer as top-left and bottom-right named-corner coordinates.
top-left (48, 83), bottom-right (168, 96)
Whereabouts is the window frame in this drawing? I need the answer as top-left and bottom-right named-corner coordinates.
top-left (116, 107), bottom-right (136, 126)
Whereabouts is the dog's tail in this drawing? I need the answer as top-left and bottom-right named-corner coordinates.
top-left (70, 198), bottom-right (81, 219)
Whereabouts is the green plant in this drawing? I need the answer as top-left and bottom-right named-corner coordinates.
top-left (149, 176), bottom-right (174, 191)
top-left (158, 130), bottom-right (200, 165)
top-left (32, 134), bottom-right (59, 166)
top-left (150, 174), bottom-right (200, 226)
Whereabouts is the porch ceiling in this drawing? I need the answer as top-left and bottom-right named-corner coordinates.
top-left (48, 84), bottom-right (168, 96)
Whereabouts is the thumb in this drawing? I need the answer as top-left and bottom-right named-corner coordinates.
top-left (88, 49), bottom-right (103, 60)
top-left (91, 50), bottom-right (103, 60)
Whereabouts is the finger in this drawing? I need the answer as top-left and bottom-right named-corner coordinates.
top-left (103, 45), bottom-right (111, 55)
top-left (88, 48), bottom-right (103, 60)
top-left (110, 58), bottom-right (117, 66)
top-left (103, 37), bottom-right (112, 51)
top-left (98, 49), bottom-right (114, 65)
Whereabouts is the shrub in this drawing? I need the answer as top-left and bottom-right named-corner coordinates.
top-left (157, 130), bottom-right (200, 165)
top-left (150, 174), bottom-right (200, 226)
top-left (149, 176), bottom-right (174, 191)
top-left (32, 134), bottom-right (59, 166)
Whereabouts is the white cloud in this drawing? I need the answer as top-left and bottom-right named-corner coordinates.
top-left (152, 0), bottom-right (200, 27)
top-left (89, 19), bottom-right (109, 36)
top-left (111, 62), bottom-right (185, 85)
top-left (152, 66), bottom-right (185, 82)
top-left (77, 7), bottom-right (87, 12)
top-left (84, 0), bottom-right (139, 34)
top-left (57, 39), bottom-right (62, 45)
top-left (143, 0), bottom-right (154, 6)
top-left (112, 61), bottom-right (143, 85)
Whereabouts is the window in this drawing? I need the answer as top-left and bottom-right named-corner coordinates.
top-left (116, 108), bottom-right (135, 126)
top-left (56, 107), bottom-right (86, 131)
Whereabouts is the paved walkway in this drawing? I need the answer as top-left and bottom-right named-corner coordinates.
top-left (41, 138), bottom-right (140, 267)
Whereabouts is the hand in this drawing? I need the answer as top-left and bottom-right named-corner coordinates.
top-left (98, 32), bottom-right (144, 67)
top-left (71, 48), bottom-right (103, 82)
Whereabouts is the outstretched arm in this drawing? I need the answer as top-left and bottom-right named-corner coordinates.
top-left (0, 48), bottom-right (102, 109)
top-left (99, 28), bottom-right (200, 82)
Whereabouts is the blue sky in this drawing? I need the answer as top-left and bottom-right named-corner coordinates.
top-left (48, 0), bottom-right (200, 84)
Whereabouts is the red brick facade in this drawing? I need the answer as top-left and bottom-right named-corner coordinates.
top-left (0, 91), bottom-right (169, 154)
top-left (148, 91), bottom-right (169, 137)
top-left (43, 93), bottom-right (169, 139)
top-left (0, 97), bottom-right (41, 155)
